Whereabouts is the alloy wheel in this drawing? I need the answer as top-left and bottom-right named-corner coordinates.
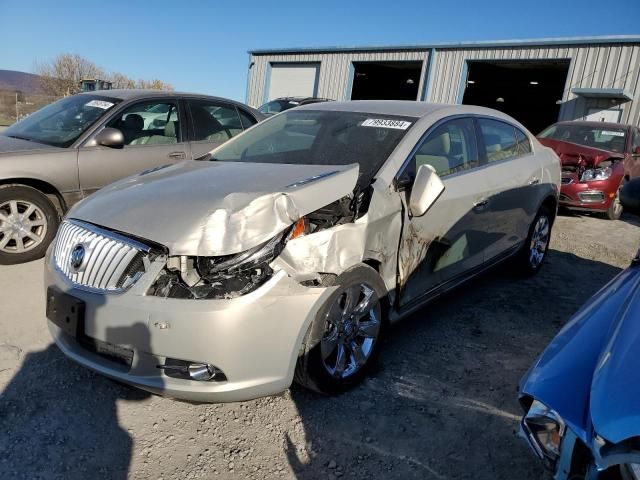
top-left (0, 200), bottom-right (48, 254)
top-left (529, 215), bottom-right (550, 269)
top-left (320, 283), bottom-right (381, 379)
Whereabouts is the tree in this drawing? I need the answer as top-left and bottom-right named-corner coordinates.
top-left (136, 78), bottom-right (173, 91)
top-left (35, 53), bottom-right (174, 96)
top-left (35, 54), bottom-right (105, 97)
top-left (108, 72), bottom-right (136, 89)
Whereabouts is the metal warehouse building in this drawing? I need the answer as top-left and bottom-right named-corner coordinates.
top-left (246, 35), bottom-right (640, 133)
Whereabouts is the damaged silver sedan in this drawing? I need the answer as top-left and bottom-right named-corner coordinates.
top-left (44, 101), bottom-right (560, 401)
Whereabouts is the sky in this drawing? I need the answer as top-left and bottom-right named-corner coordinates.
top-left (1, 0), bottom-right (639, 103)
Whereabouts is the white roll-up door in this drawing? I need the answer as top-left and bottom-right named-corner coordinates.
top-left (267, 63), bottom-right (320, 100)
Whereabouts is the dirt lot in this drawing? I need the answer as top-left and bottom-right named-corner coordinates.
top-left (1, 212), bottom-right (639, 480)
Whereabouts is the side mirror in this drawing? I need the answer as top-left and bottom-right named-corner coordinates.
top-left (633, 146), bottom-right (640, 156)
top-left (94, 127), bottom-right (124, 148)
top-left (409, 164), bottom-right (445, 217)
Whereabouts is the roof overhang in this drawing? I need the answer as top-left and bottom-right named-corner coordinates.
top-left (572, 87), bottom-right (633, 101)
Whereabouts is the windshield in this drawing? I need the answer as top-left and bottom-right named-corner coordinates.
top-left (539, 123), bottom-right (627, 153)
top-left (3, 94), bottom-right (121, 148)
top-left (212, 110), bottom-right (414, 188)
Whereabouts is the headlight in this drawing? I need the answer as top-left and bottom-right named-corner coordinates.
top-left (523, 400), bottom-right (566, 461)
top-left (148, 219), bottom-right (307, 299)
top-left (581, 167), bottom-right (611, 182)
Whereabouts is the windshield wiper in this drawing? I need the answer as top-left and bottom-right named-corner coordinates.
top-left (6, 134), bottom-right (33, 142)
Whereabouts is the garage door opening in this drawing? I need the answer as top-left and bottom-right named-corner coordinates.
top-left (351, 61), bottom-right (422, 100)
top-left (461, 60), bottom-right (570, 134)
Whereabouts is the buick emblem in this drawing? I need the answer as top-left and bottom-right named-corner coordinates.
top-left (70, 244), bottom-right (86, 271)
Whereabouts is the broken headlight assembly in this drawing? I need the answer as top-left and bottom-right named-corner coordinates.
top-left (148, 219), bottom-right (307, 300)
top-left (522, 400), bottom-right (566, 463)
top-left (581, 166), bottom-right (611, 182)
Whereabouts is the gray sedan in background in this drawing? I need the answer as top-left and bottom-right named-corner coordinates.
top-left (0, 90), bottom-right (264, 264)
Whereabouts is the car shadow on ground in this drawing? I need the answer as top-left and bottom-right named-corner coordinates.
top-left (0, 323), bottom-right (154, 480)
top-left (284, 249), bottom-right (623, 480)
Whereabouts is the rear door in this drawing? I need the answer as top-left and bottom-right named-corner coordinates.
top-left (397, 117), bottom-right (492, 307)
top-left (475, 117), bottom-right (540, 263)
top-left (185, 99), bottom-right (249, 159)
top-left (77, 98), bottom-right (190, 195)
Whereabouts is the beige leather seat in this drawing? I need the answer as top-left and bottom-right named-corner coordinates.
top-left (414, 132), bottom-right (451, 175)
top-left (131, 121), bottom-right (178, 145)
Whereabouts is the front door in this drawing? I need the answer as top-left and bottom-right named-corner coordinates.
top-left (397, 117), bottom-right (492, 307)
top-left (77, 98), bottom-right (190, 195)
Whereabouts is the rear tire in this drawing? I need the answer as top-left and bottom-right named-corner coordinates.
top-left (0, 185), bottom-right (60, 265)
top-left (513, 205), bottom-right (553, 276)
top-left (294, 264), bottom-right (388, 394)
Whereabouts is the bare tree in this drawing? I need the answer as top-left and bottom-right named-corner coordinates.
top-left (108, 72), bottom-right (137, 89)
top-left (35, 54), bottom-right (105, 97)
top-left (136, 79), bottom-right (174, 91)
top-left (35, 53), bottom-right (174, 96)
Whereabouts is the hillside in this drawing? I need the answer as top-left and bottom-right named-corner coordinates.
top-left (0, 69), bottom-right (43, 94)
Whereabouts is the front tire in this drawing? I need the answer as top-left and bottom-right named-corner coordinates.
top-left (605, 180), bottom-right (624, 220)
top-left (294, 264), bottom-right (388, 394)
top-left (0, 185), bottom-right (60, 265)
top-left (514, 205), bottom-right (553, 276)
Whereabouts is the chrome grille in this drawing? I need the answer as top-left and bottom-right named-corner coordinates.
top-left (54, 220), bottom-right (150, 293)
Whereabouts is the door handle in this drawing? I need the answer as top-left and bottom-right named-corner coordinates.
top-left (473, 199), bottom-right (489, 209)
top-left (168, 151), bottom-right (186, 160)
top-left (529, 177), bottom-right (540, 185)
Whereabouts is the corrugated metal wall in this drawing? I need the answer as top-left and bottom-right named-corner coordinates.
top-left (427, 43), bottom-right (640, 126)
top-left (248, 42), bottom-right (640, 126)
top-left (247, 50), bottom-right (431, 107)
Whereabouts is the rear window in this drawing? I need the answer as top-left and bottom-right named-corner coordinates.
top-left (539, 124), bottom-right (627, 153)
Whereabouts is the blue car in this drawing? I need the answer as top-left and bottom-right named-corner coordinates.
top-left (519, 249), bottom-right (640, 479)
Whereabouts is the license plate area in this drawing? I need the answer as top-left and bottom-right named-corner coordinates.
top-left (46, 287), bottom-right (85, 337)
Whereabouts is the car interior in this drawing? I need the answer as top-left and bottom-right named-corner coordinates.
top-left (110, 104), bottom-right (180, 145)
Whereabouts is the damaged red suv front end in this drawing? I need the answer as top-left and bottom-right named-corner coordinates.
top-left (538, 121), bottom-right (632, 220)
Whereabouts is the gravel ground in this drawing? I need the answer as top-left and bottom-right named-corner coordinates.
top-left (1, 212), bottom-right (639, 480)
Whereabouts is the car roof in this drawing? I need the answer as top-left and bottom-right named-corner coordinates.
top-left (552, 120), bottom-right (631, 130)
top-left (79, 89), bottom-right (249, 105)
top-left (295, 100), bottom-right (506, 119)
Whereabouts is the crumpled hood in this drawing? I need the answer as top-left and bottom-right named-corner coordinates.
top-left (68, 160), bottom-right (359, 256)
top-left (537, 138), bottom-right (622, 167)
top-left (520, 263), bottom-right (640, 446)
top-left (0, 134), bottom-right (56, 154)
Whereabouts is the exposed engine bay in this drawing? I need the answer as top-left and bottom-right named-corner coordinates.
top-left (147, 190), bottom-right (372, 300)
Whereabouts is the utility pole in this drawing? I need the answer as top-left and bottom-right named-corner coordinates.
top-left (15, 92), bottom-right (19, 122)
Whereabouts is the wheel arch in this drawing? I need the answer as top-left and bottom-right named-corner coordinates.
top-left (0, 178), bottom-right (67, 214)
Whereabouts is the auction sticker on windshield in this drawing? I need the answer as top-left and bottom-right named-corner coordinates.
top-left (362, 118), bottom-right (412, 130)
top-left (86, 100), bottom-right (114, 110)
top-left (601, 130), bottom-right (625, 137)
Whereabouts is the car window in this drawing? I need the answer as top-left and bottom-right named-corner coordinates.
top-left (410, 118), bottom-right (479, 178)
top-left (3, 94), bottom-right (121, 148)
top-left (539, 124), bottom-right (627, 153)
top-left (238, 109), bottom-right (258, 129)
top-left (478, 118), bottom-right (519, 163)
top-left (187, 99), bottom-right (244, 142)
top-left (107, 100), bottom-right (180, 146)
top-left (515, 128), bottom-right (532, 156)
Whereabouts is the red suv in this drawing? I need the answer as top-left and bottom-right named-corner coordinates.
top-left (538, 121), bottom-right (640, 219)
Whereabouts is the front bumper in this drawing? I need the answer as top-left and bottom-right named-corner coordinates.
top-left (45, 249), bottom-right (334, 402)
top-left (559, 179), bottom-right (617, 212)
